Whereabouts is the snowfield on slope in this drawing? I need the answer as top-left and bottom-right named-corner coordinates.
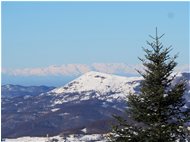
top-left (51, 71), bottom-right (141, 94)
top-left (4, 134), bottom-right (107, 142)
top-left (46, 71), bottom-right (142, 105)
top-left (45, 71), bottom-right (189, 106)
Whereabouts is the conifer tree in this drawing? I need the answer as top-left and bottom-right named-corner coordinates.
top-left (109, 28), bottom-right (190, 142)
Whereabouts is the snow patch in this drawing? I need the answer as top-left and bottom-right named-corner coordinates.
top-left (51, 108), bottom-right (60, 112)
top-left (4, 134), bottom-right (107, 142)
top-left (81, 128), bottom-right (87, 133)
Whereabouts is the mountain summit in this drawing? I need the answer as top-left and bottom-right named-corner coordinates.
top-left (46, 71), bottom-right (141, 105)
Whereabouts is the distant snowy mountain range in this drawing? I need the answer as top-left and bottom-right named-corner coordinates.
top-left (2, 71), bottom-right (190, 139)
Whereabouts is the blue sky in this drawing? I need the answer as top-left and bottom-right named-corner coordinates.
top-left (2, 2), bottom-right (189, 86)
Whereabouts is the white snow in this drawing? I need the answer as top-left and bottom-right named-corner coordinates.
top-left (24, 95), bottom-right (31, 99)
top-left (3, 137), bottom-right (48, 142)
top-left (48, 71), bottom-right (141, 105)
top-left (4, 134), bottom-right (107, 142)
top-left (163, 94), bottom-right (168, 97)
top-left (58, 112), bottom-right (70, 117)
top-left (51, 108), bottom-right (60, 112)
top-left (81, 128), bottom-right (87, 133)
top-left (43, 71), bottom-right (189, 107)
top-left (51, 71), bottom-right (141, 95)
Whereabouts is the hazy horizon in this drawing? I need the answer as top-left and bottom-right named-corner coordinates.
top-left (2, 2), bottom-right (189, 86)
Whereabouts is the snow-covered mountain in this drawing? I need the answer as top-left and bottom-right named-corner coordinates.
top-left (45, 71), bottom-right (142, 104)
top-left (2, 71), bottom-right (189, 138)
top-left (44, 71), bottom-right (189, 106)
top-left (51, 71), bottom-right (141, 94)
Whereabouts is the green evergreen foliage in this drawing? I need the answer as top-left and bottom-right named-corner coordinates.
top-left (109, 29), bottom-right (190, 142)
